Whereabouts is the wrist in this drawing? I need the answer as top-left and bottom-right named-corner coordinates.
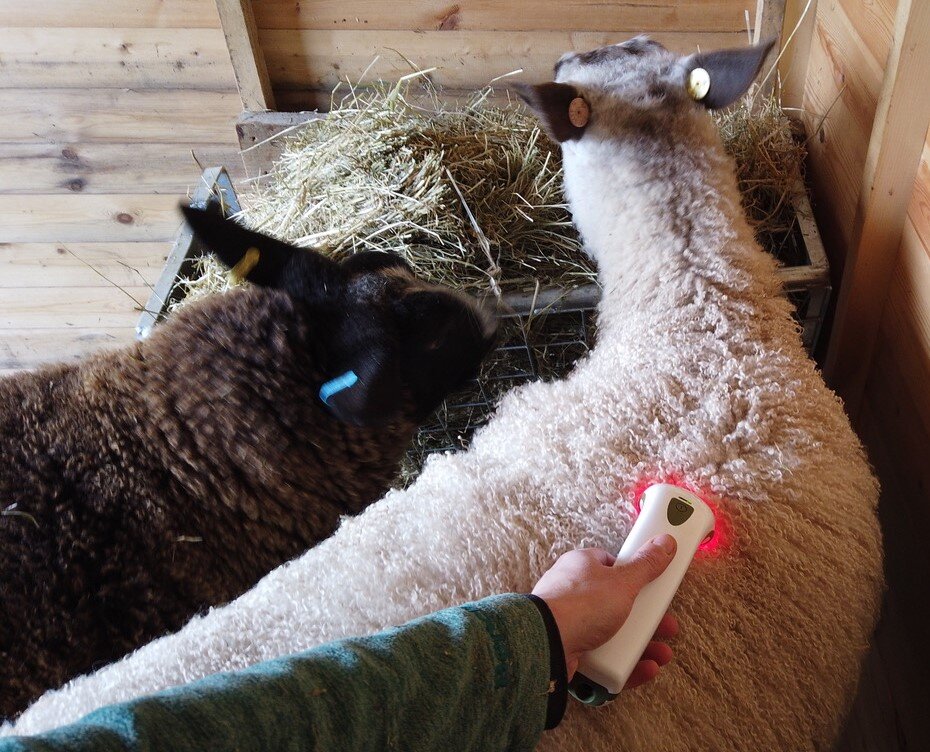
top-left (525, 594), bottom-right (569, 729)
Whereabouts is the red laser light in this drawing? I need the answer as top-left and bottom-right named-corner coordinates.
top-left (630, 477), bottom-right (729, 556)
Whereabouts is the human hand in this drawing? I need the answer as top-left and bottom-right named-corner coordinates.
top-left (531, 535), bottom-right (678, 687)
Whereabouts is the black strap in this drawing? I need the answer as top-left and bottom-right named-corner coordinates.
top-left (525, 594), bottom-right (568, 729)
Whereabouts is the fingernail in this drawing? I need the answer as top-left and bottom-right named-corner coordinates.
top-left (652, 534), bottom-right (676, 555)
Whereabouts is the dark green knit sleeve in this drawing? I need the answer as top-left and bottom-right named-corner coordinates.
top-left (0, 594), bottom-right (554, 752)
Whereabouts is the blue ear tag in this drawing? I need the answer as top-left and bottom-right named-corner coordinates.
top-left (319, 370), bottom-right (359, 406)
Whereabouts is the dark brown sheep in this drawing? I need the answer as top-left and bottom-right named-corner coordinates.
top-left (0, 205), bottom-right (496, 720)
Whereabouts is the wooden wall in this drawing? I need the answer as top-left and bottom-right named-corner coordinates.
top-left (248, 0), bottom-right (785, 110)
top-left (0, 0), bottom-right (242, 372)
top-left (801, 0), bottom-right (930, 743)
top-left (801, 0), bottom-right (897, 282)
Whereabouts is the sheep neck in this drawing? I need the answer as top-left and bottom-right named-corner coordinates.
top-left (563, 125), bottom-right (777, 340)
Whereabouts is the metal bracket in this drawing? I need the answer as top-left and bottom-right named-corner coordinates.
top-left (135, 167), bottom-right (241, 340)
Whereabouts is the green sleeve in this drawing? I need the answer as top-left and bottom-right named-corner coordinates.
top-left (1, 594), bottom-right (553, 752)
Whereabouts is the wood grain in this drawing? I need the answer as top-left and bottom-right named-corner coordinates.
top-left (0, 0), bottom-right (222, 28)
top-left (802, 0), bottom-right (895, 276)
top-left (0, 244), bottom-right (166, 288)
top-left (906, 139), bottom-right (930, 250)
top-left (260, 28), bottom-right (745, 91)
top-left (216, 0), bottom-right (276, 110)
top-left (0, 28), bottom-right (233, 89)
top-left (252, 0), bottom-right (750, 32)
top-left (0, 194), bottom-right (183, 243)
top-left (0, 88), bottom-right (240, 143)
top-left (0, 328), bottom-right (135, 370)
top-left (778, 0), bottom-right (817, 110)
top-left (875, 219), bottom-right (930, 431)
top-left (824, 0), bottom-right (930, 414)
top-left (836, 0), bottom-right (897, 65)
top-left (0, 142), bottom-right (243, 194)
top-left (0, 288), bottom-right (151, 329)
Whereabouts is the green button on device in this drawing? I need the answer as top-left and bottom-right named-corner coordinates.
top-left (666, 497), bottom-right (695, 526)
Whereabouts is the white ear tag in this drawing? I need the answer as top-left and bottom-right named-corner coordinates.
top-left (568, 97), bottom-right (590, 128)
top-left (687, 67), bottom-right (711, 101)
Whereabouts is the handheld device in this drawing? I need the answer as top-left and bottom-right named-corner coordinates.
top-left (568, 483), bottom-right (715, 706)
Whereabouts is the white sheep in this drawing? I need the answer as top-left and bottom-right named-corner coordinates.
top-left (6, 38), bottom-right (882, 752)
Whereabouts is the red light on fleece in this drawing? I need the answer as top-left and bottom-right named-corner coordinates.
top-left (630, 477), bottom-right (729, 556)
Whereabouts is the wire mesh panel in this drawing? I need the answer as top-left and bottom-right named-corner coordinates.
top-left (138, 170), bottom-right (833, 484)
top-left (402, 203), bottom-right (832, 479)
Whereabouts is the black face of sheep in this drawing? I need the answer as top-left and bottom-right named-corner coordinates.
top-left (181, 204), bottom-right (498, 426)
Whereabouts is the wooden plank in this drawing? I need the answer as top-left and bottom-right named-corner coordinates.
top-left (0, 329), bottom-right (135, 371)
top-left (1, 0), bottom-right (222, 28)
top-left (252, 0), bottom-right (751, 32)
top-left (862, 347), bottom-right (930, 545)
top-left (215, 0), bottom-right (276, 110)
top-left (808, 2), bottom-right (889, 138)
top-left (0, 28), bottom-right (234, 90)
top-left (789, 2), bottom-right (880, 276)
top-left (235, 110), bottom-right (324, 177)
top-left (0, 88), bottom-right (240, 143)
top-left (272, 84), bottom-right (521, 113)
top-left (259, 29), bottom-right (746, 91)
top-left (0, 142), bottom-right (243, 195)
top-left (859, 389), bottom-right (930, 750)
top-left (0, 288), bottom-right (150, 329)
top-left (906, 139), bottom-right (930, 250)
top-left (0, 195), bottom-right (183, 243)
top-left (836, 0), bottom-right (897, 65)
top-left (824, 0), bottom-right (930, 417)
top-left (777, 0), bottom-right (817, 110)
top-left (0, 244), bottom-right (167, 288)
top-left (874, 219), bottom-right (930, 434)
top-left (801, 0), bottom-right (896, 276)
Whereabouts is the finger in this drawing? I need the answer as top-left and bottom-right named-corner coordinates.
top-left (617, 535), bottom-right (677, 592)
top-left (581, 548), bottom-right (616, 567)
top-left (653, 613), bottom-right (679, 640)
top-left (624, 659), bottom-right (660, 689)
top-left (641, 640), bottom-right (673, 666)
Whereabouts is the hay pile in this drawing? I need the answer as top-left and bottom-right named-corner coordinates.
top-left (176, 78), bottom-right (807, 308)
top-left (713, 89), bottom-right (808, 267)
top-left (172, 77), bottom-right (809, 481)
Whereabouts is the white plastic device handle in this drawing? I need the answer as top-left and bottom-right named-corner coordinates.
top-left (569, 483), bottom-right (715, 705)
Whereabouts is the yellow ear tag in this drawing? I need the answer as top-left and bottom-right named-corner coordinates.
top-left (687, 67), bottom-right (711, 101)
top-left (230, 246), bottom-right (261, 284)
top-left (568, 97), bottom-right (590, 128)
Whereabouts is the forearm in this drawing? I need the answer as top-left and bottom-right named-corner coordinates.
top-left (1, 595), bottom-right (564, 752)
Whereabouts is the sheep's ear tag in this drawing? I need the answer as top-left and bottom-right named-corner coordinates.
top-left (687, 68), bottom-right (711, 101)
top-left (319, 370), bottom-right (359, 406)
top-left (230, 246), bottom-right (261, 283)
top-left (568, 97), bottom-right (590, 128)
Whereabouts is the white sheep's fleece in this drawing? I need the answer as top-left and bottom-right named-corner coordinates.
top-left (6, 73), bottom-right (883, 752)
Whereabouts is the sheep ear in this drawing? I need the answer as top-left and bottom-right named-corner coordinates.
top-left (685, 37), bottom-right (777, 109)
top-left (512, 82), bottom-right (589, 143)
top-left (320, 314), bottom-right (404, 427)
top-left (180, 203), bottom-right (340, 298)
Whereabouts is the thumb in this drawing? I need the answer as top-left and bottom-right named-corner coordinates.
top-left (619, 534), bottom-right (677, 592)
